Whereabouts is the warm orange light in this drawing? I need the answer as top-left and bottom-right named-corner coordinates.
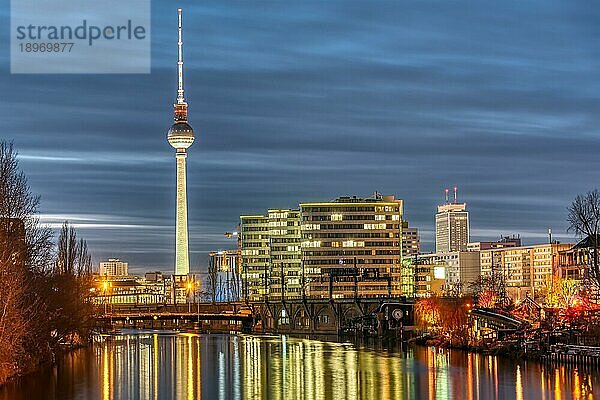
top-left (572, 298), bottom-right (579, 307)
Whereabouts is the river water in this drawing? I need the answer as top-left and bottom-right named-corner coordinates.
top-left (0, 330), bottom-right (597, 400)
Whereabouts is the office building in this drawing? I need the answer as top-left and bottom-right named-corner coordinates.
top-left (99, 258), bottom-right (129, 277)
top-left (416, 252), bottom-right (480, 296)
top-left (267, 210), bottom-right (302, 300)
top-left (467, 236), bottom-right (521, 252)
top-left (435, 191), bottom-right (469, 252)
top-left (300, 194), bottom-right (404, 299)
top-left (402, 222), bottom-right (420, 258)
top-left (240, 210), bottom-right (303, 302)
top-left (414, 254), bottom-right (447, 297)
top-left (240, 215), bottom-right (270, 301)
top-left (480, 243), bottom-right (573, 301)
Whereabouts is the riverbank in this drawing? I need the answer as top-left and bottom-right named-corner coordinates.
top-left (0, 339), bottom-right (90, 388)
top-left (413, 333), bottom-right (600, 367)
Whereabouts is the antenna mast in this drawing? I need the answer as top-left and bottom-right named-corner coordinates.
top-left (177, 8), bottom-right (185, 104)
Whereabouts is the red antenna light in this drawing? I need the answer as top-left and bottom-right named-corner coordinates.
top-left (445, 188), bottom-right (449, 203)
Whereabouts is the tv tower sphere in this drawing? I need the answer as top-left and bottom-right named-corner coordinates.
top-left (168, 121), bottom-right (194, 149)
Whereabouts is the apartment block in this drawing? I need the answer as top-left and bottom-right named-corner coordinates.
top-left (401, 221), bottom-right (420, 258)
top-left (467, 236), bottom-right (521, 252)
top-left (480, 243), bottom-right (573, 301)
top-left (99, 258), bottom-right (129, 277)
top-left (414, 251), bottom-right (480, 296)
top-left (240, 215), bottom-right (270, 302)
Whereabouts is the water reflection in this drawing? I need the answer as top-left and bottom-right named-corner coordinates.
top-left (0, 331), bottom-right (597, 400)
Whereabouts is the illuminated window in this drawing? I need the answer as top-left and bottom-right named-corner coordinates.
top-left (364, 223), bottom-right (386, 230)
top-left (343, 240), bottom-right (365, 247)
top-left (301, 240), bottom-right (321, 248)
top-left (331, 213), bottom-right (343, 221)
top-left (302, 224), bottom-right (320, 231)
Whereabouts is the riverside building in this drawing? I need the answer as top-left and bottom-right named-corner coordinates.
top-left (240, 194), bottom-right (409, 301)
top-left (480, 243), bottom-right (573, 301)
top-left (300, 194), bottom-right (404, 299)
top-left (239, 215), bottom-right (270, 302)
top-left (415, 251), bottom-right (480, 296)
top-left (240, 210), bottom-right (303, 302)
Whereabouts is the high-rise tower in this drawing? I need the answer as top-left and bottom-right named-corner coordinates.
top-left (435, 187), bottom-right (469, 253)
top-left (167, 8), bottom-right (194, 275)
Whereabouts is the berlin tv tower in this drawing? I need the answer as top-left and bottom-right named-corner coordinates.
top-left (167, 8), bottom-right (194, 276)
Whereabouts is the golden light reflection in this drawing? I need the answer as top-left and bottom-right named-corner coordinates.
top-left (541, 369), bottom-right (546, 400)
top-left (573, 369), bottom-right (580, 400)
top-left (515, 365), bottom-right (523, 400)
top-left (81, 333), bottom-right (600, 400)
top-left (467, 353), bottom-right (473, 400)
top-left (493, 356), bottom-right (498, 399)
top-left (153, 334), bottom-right (159, 400)
top-left (187, 336), bottom-right (193, 400)
top-left (474, 352), bottom-right (481, 400)
top-left (555, 368), bottom-right (562, 400)
top-left (427, 347), bottom-right (436, 400)
top-left (197, 336), bottom-right (202, 400)
top-left (102, 343), bottom-right (110, 400)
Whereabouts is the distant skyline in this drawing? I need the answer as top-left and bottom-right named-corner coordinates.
top-left (1, 1), bottom-right (599, 273)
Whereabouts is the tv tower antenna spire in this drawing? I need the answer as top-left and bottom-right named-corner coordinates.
top-left (177, 8), bottom-right (185, 104)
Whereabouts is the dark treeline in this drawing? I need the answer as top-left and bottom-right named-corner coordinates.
top-left (0, 142), bottom-right (93, 385)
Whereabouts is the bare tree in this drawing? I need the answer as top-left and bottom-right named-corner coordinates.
top-left (207, 258), bottom-right (219, 303)
top-left (55, 222), bottom-right (92, 277)
top-left (0, 142), bottom-right (53, 271)
top-left (56, 222), bottom-right (78, 275)
top-left (567, 189), bottom-right (600, 293)
top-left (468, 272), bottom-right (508, 309)
top-left (51, 221), bottom-right (94, 344)
top-left (0, 141), bottom-right (53, 383)
top-left (0, 142), bottom-right (95, 383)
top-left (76, 238), bottom-right (92, 277)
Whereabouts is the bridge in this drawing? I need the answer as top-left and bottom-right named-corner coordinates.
top-left (95, 303), bottom-right (254, 333)
top-left (94, 298), bottom-right (415, 336)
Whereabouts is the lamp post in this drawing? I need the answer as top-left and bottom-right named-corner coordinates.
top-left (187, 281), bottom-right (193, 313)
top-left (102, 280), bottom-right (111, 315)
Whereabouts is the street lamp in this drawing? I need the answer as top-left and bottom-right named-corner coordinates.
top-left (102, 280), bottom-right (112, 315)
top-left (187, 281), bottom-right (193, 313)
